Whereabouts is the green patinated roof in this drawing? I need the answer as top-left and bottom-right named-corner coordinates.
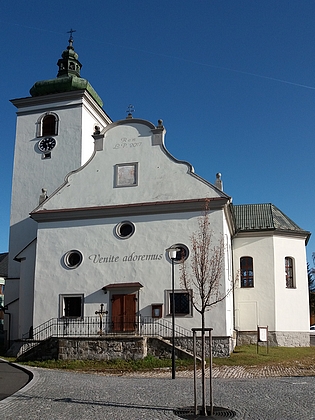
top-left (30, 76), bottom-right (103, 107)
top-left (232, 203), bottom-right (310, 237)
top-left (29, 36), bottom-right (103, 107)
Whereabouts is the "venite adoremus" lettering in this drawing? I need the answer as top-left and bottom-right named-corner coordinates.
top-left (88, 252), bottom-right (163, 263)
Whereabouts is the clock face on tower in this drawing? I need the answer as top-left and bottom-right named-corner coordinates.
top-left (38, 137), bottom-right (56, 152)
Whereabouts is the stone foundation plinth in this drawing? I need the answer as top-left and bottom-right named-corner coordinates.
top-left (236, 331), bottom-right (310, 347)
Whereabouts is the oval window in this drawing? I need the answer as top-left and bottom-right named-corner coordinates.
top-left (64, 250), bottom-right (83, 269)
top-left (170, 243), bottom-right (189, 263)
top-left (116, 221), bottom-right (135, 239)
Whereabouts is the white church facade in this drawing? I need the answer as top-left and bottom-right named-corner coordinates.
top-left (4, 37), bottom-right (311, 356)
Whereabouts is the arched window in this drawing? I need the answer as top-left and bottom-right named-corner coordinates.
top-left (37, 113), bottom-right (59, 137)
top-left (240, 257), bottom-right (254, 288)
top-left (285, 257), bottom-right (295, 288)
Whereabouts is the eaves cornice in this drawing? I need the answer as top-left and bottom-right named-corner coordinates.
top-left (233, 228), bottom-right (311, 244)
top-left (10, 91), bottom-right (112, 124)
top-left (31, 197), bottom-right (230, 223)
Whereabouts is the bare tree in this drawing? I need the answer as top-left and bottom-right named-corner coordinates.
top-left (180, 201), bottom-right (232, 416)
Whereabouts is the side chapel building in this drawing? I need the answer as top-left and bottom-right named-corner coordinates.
top-left (4, 37), bottom-right (311, 355)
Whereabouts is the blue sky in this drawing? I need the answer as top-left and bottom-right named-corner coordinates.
top-left (0, 1), bottom-right (314, 262)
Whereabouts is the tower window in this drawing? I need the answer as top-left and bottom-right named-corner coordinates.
top-left (42, 115), bottom-right (57, 136)
top-left (37, 113), bottom-right (59, 137)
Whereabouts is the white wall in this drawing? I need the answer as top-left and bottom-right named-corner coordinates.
top-left (8, 92), bottom-right (111, 341)
top-left (41, 121), bottom-right (224, 212)
top-left (16, 240), bottom-right (37, 337)
top-left (9, 92), bottom-right (110, 278)
top-left (32, 208), bottom-right (232, 336)
top-left (233, 232), bottom-right (309, 335)
top-left (273, 235), bottom-right (309, 332)
top-left (233, 234), bottom-right (276, 331)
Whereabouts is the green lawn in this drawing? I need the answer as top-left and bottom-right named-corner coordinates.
top-left (213, 345), bottom-right (315, 368)
top-left (6, 345), bottom-right (315, 373)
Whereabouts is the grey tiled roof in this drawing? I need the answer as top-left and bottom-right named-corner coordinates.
top-left (0, 253), bottom-right (8, 277)
top-left (232, 203), bottom-right (310, 236)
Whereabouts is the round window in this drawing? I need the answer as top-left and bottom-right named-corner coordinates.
top-left (170, 244), bottom-right (189, 263)
top-left (64, 250), bottom-right (83, 269)
top-left (116, 221), bottom-right (135, 239)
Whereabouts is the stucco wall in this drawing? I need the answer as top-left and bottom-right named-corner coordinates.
top-left (41, 121), bottom-right (224, 212)
top-left (32, 208), bottom-right (233, 337)
top-left (8, 93), bottom-right (110, 341)
top-left (17, 240), bottom-right (36, 338)
top-left (233, 234), bottom-right (276, 331)
top-left (273, 235), bottom-right (309, 332)
top-left (233, 232), bottom-right (309, 337)
top-left (9, 93), bottom-right (109, 279)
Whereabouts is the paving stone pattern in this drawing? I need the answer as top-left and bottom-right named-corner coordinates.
top-left (1, 366), bottom-right (315, 419)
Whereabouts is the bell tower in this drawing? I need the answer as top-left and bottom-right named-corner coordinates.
top-left (56, 29), bottom-right (82, 78)
top-left (6, 35), bottom-right (112, 339)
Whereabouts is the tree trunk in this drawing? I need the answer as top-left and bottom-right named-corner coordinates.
top-left (201, 310), bottom-right (207, 416)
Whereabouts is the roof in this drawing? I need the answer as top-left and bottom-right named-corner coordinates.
top-left (0, 253), bottom-right (8, 277)
top-left (232, 203), bottom-right (311, 241)
top-left (29, 36), bottom-right (103, 107)
top-left (31, 197), bottom-right (230, 222)
top-left (102, 282), bottom-right (143, 291)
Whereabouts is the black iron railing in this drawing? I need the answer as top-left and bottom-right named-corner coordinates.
top-left (22, 316), bottom-right (193, 342)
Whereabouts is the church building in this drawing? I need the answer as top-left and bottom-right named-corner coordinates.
top-left (4, 36), bottom-right (311, 356)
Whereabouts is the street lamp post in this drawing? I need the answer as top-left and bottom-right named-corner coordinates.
top-left (166, 246), bottom-right (180, 380)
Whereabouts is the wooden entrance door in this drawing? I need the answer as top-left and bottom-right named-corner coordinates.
top-left (111, 294), bottom-right (136, 332)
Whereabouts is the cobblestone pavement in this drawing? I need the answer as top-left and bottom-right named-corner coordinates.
top-left (1, 365), bottom-right (315, 419)
top-left (124, 363), bottom-right (315, 379)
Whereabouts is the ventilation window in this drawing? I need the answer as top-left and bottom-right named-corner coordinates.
top-left (64, 250), bottom-right (83, 269)
top-left (116, 221), bottom-right (135, 239)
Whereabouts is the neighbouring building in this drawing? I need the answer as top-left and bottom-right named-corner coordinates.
top-left (0, 253), bottom-right (8, 339)
top-left (4, 36), bottom-right (311, 357)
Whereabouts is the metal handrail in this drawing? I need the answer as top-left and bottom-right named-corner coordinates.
top-left (22, 315), bottom-right (193, 342)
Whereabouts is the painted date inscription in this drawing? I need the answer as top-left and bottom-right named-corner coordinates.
top-left (113, 137), bottom-right (142, 150)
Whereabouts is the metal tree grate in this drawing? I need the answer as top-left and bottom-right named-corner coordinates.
top-left (173, 406), bottom-right (236, 419)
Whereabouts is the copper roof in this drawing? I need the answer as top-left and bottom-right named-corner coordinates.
top-left (232, 203), bottom-right (310, 238)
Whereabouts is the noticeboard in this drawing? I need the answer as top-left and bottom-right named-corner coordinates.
top-left (258, 326), bottom-right (268, 342)
top-left (257, 326), bottom-right (268, 353)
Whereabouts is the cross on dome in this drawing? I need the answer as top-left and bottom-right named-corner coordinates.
top-left (67, 28), bottom-right (76, 48)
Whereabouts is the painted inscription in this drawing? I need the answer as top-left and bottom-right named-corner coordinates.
top-left (89, 252), bottom-right (163, 263)
top-left (113, 137), bottom-right (142, 150)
